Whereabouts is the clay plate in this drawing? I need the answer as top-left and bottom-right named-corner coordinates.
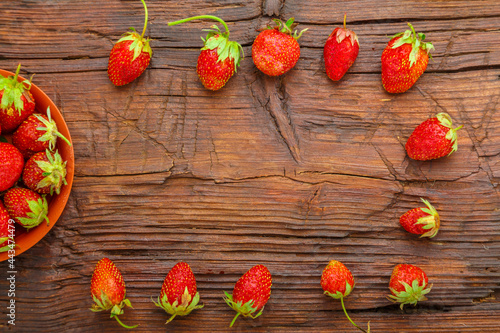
top-left (0, 68), bottom-right (74, 261)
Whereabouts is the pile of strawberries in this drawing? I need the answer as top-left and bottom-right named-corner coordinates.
top-left (0, 64), bottom-right (71, 252)
top-left (82, 0), bottom-right (467, 330)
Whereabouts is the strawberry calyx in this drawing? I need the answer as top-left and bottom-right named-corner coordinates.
top-left (388, 278), bottom-right (433, 309)
top-left (223, 291), bottom-right (264, 327)
top-left (168, 15), bottom-right (243, 71)
top-left (324, 280), bottom-right (353, 299)
top-left (116, 28), bottom-right (152, 62)
top-left (35, 106), bottom-right (72, 150)
top-left (436, 112), bottom-right (463, 155)
top-left (391, 23), bottom-right (434, 67)
top-left (153, 286), bottom-right (203, 324)
top-left (91, 290), bottom-right (137, 329)
top-left (16, 195), bottom-right (49, 229)
top-left (335, 14), bottom-right (359, 46)
top-left (415, 198), bottom-right (440, 238)
top-left (34, 149), bottom-right (68, 195)
top-left (270, 17), bottom-right (308, 40)
top-left (0, 64), bottom-right (33, 113)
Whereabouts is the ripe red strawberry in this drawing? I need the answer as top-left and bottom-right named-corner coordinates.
top-left (388, 264), bottom-right (432, 309)
top-left (153, 262), bottom-right (203, 323)
top-left (3, 187), bottom-right (48, 230)
top-left (381, 23), bottom-right (434, 93)
top-left (168, 16), bottom-right (243, 91)
top-left (252, 18), bottom-right (308, 76)
top-left (12, 107), bottom-right (71, 159)
top-left (224, 264), bottom-right (272, 327)
top-left (90, 258), bottom-right (137, 329)
top-left (324, 14), bottom-right (359, 81)
top-left (22, 150), bottom-right (67, 195)
top-left (0, 64), bottom-right (35, 133)
top-left (400, 198), bottom-right (440, 238)
top-left (321, 260), bottom-right (370, 333)
top-left (406, 113), bottom-right (463, 160)
top-left (107, 0), bottom-right (152, 86)
top-left (0, 202), bottom-right (14, 253)
top-left (0, 142), bottom-right (24, 192)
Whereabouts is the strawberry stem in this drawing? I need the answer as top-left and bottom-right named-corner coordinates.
top-left (229, 312), bottom-right (241, 327)
top-left (168, 15), bottom-right (230, 36)
top-left (340, 296), bottom-right (369, 333)
top-left (343, 13), bottom-right (347, 29)
top-left (113, 315), bottom-right (138, 329)
top-left (407, 22), bottom-right (417, 40)
top-left (13, 63), bottom-right (21, 82)
top-left (139, 0), bottom-right (148, 39)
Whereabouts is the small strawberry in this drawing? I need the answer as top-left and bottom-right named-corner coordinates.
top-left (0, 64), bottom-right (35, 133)
top-left (168, 15), bottom-right (243, 91)
top-left (0, 142), bottom-right (24, 192)
top-left (224, 264), bottom-right (272, 327)
top-left (3, 187), bottom-right (48, 230)
top-left (388, 264), bottom-right (432, 309)
top-left (324, 14), bottom-right (360, 81)
top-left (321, 260), bottom-right (370, 333)
top-left (0, 202), bottom-right (14, 253)
top-left (252, 18), bottom-right (308, 76)
top-left (107, 0), bottom-right (152, 86)
top-left (22, 149), bottom-right (67, 195)
top-left (381, 23), bottom-right (434, 93)
top-left (12, 106), bottom-right (71, 159)
top-left (400, 198), bottom-right (440, 238)
top-left (405, 113), bottom-right (463, 161)
top-left (90, 258), bottom-right (137, 329)
top-left (153, 262), bottom-right (203, 323)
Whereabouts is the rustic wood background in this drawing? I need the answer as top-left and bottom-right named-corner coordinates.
top-left (0, 0), bottom-right (499, 331)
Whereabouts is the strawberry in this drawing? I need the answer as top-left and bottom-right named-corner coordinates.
top-left (381, 23), bottom-right (434, 93)
top-left (168, 15), bottom-right (243, 91)
top-left (0, 202), bottom-right (14, 253)
top-left (153, 262), bottom-right (203, 323)
top-left (107, 0), bottom-right (152, 86)
top-left (321, 260), bottom-right (370, 333)
top-left (12, 107), bottom-right (71, 159)
top-left (400, 198), bottom-right (440, 238)
top-left (405, 113), bottom-right (463, 161)
top-left (3, 187), bottom-right (48, 230)
top-left (90, 258), bottom-right (137, 329)
top-left (388, 264), bottom-right (432, 309)
top-left (324, 14), bottom-right (360, 81)
top-left (252, 18), bottom-right (307, 76)
top-left (224, 264), bottom-right (272, 327)
top-left (0, 142), bottom-right (24, 192)
top-left (0, 64), bottom-right (35, 133)
top-left (22, 150), bottom-right (67, 195)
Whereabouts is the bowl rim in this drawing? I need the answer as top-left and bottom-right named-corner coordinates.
top-left (0, 68), bottom-right (74, 261)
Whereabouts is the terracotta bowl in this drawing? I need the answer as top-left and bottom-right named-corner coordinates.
top-left (0, 68), bottom-right (74, 261)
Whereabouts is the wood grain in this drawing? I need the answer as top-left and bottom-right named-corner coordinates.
top-left (0, 0), bottom-right (499, 332)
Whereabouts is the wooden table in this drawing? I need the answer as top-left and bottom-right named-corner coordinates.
top-left (1, 0), bottom-right (499, 331)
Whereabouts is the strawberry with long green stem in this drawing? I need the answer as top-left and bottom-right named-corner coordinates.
top-left (168, 15), bottom-right (243, 91)
top-left (321, 260), bottom-right (370, 333)
top-left (107, 0), bottom-right (152, 86)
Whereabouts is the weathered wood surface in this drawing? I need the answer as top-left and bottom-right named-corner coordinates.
top-left (0, 0), bottom-right (499, 331)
